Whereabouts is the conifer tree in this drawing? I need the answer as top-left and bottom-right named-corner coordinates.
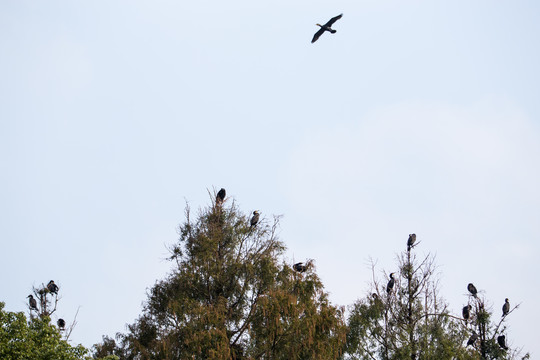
top-left (96, 192), bottom-right (347, 359)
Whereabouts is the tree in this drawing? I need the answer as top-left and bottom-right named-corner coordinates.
top-left (345, 240), bottom-right (474, 360)
top-left (95, 194), bottom-right (347, 359)
top-left (462, 285), bottom-right (529, 359)
top-left (0, 302), bottom-right (102, 360)
top-left (27, 280), bottom-right (79, 341)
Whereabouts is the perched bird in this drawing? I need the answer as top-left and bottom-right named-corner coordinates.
top-left (502, 298), bottom-right (510, 317)
top-left (250, 211), bottom-right (260, 227)
top-left (216, 188), bottom-right (226, 204)
top-left (467, 283), bottom-right (478, 298)
top-left (386, 273), bottom-right (395, 294)
top-left (467, 332), bottom-right (478, 346)
top-left (462, 305), bottom-right (472, 321)
top-left (497, 335), bottom-right (508, 350)
top-left (407, 234), bottom-right (417, 251)
top-left (57, 318), bottom-right (66, 330)
top-left (47, 280), bottom-right (59, 295)
top-left (27, 295), bottom-right (38, 311)
top-left (312, 14), bottom-right (343, 43)
top-left (293, 262), bottom-right (308, 273)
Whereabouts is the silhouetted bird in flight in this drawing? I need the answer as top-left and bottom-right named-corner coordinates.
top-left (47, 280), bottom-right (59, 295)
top-left (250, 211), bottom-right (260, 227)
top-left (216, 188), bottom-right (226, 204)
top-left (467, 283), bottom-right (478, 298)
top-left (497, 335), bottom-right (508, 350)
top-left (312, 14), bottom-right (343, 43)
top-left (407, 234), bottom-right (416, 251)
top-left (467, 332), bottom-right (478, 346)
top-left (293, 262), bottom-right (308, 273)
top-left (386, 273), bottom-right (395, 294)
top-left (57, 318), bottom-right (66, 330)
top-left (502, 298), bottom-right (510, 317)
top-left (27, 295), bottom-right (37, 311)
top-left (462, 305), bottom-right (472, 321)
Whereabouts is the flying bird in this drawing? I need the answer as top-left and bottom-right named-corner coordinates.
top-left (502, 298), bottom-right (510, 317)
top-left (462, 305), bottom-right (472, 321)
top-left (467, 283), bottom-right (478, 298)
top-left (407, 234), bottom-right (416, 251)
top-left (250, 211), bottom-right (260, 227)
top-left (27, 295), bottom-right (38, 311)
top-left (216, 188), bottom-right (226, 204)
top-left (293, 262), bottom-right (308, 273)
top-left (47, 280), bottom-right (59, 295)
top-left (497, 335), bottom-right (508, 350)
top-left (386, 273), bottom-right (395, 294)
top-left (312, 14), bottom-right (343, 43)
top-left (467, 332), bottom-right (478, 346)
top-left (57, 318), bottom-right (66, 330)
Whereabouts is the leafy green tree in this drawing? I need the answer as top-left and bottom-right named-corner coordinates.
top-left (0, 302), bottom-right (108, 360)
top-left (95, 194), bottom-right (347, 359)
top-left (345, 240), bottom-right (474, 360)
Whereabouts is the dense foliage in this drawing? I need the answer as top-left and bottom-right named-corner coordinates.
top-left (94, 199), bottom-right (347, 359)
top-left (0, 302), bottom-right (101, 360)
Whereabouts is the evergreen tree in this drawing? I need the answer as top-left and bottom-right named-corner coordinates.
top-left (95, 194), bottom-right (347, 359)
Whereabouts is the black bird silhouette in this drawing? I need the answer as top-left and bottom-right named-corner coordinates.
top-left (462, 305), bottom-right (472, 321)
top-left (467, 283), bottom-right (478, 298)
top-left (502, 298), bottom-right (510, 317)
top-left (467, 332), bottom-right (478, 346)
top-left (293, 262), bottom-right (308, 273)
top-left (57, 318), bottom-right (66, 330)
top-left (497, 335), bottom-right (508, 350)
top-left (386, 273), bottom-right (395, 294)
top-left (27, 295), bottom-right (38, 311)
top-left (47, 280), bottom-right (59, 295)
top-left (407, 234), bottom-right (416, 251)
top-left (216, 188), bottom-right (226, 204)
top-left (250, 211), bottom-right (260, 227)
top-left (312, 14), bottom-right (343, 43)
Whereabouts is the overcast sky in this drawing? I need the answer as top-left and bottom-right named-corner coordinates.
top-left (1, 0), bottom-right (539, 356)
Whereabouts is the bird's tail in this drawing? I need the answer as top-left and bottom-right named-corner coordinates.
top-left (330, 29), bottom-right (337, 34)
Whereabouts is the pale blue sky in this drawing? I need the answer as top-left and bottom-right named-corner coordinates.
top-left (1, 0), bottom-right (539, 356)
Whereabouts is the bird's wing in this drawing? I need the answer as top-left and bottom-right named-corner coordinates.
top-left (325, 13), bottom-right (343, 27)
top-left (311, 28), bottom-right (325, 43)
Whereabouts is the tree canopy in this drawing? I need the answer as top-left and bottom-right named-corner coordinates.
top-left (0, 302), bottom-right (102, 360)
top-left (95, 197), bottom-right (347, 359)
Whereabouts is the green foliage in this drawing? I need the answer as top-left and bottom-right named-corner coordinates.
top-left (0, 302), bottom-right (98, 360)
top-left (96, 198), bottom-right (346, 359)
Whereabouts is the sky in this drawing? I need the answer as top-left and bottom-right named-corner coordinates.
top-left (1, 0), bottom-right (539, 356)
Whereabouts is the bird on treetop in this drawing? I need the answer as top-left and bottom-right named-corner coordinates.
top-left (407, 234), bottom-right (417, 251)
top-left (502, 298), bottom-right (510, 317)
top-left (293, 262), bottom-right (307, 273)
top-left (497, 335), bottom-right (508, 350)
top-left (47, 280), bottom-right (59, 295)
top-left (467, 283), bottom-right (478, 298)
top-left (216, 188), bottom-right (226, 205)
top-left (462, 305), bottom-right (472, 321)
top-left (386, 273), bottom-right (395, 294)
top-left (467, 332), bottom-right (478, 346)
top-left (250, 211), bottom-right (260, 227)
top-left (27, 295), bottom-right (37, 311)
